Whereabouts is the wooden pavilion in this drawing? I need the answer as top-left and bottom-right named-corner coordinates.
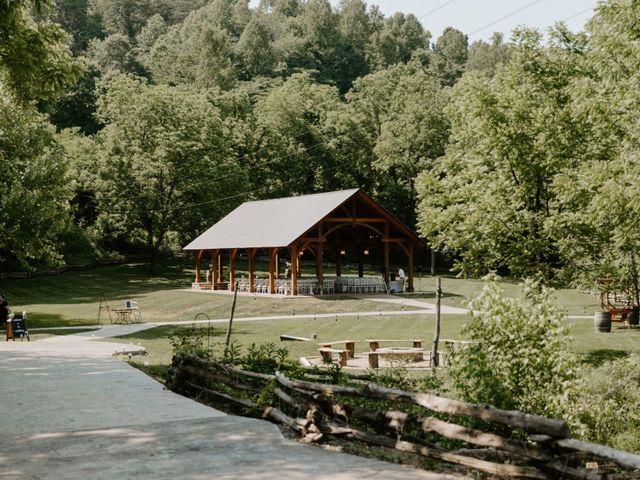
top-left (183, 188), bottom-right (425, 295)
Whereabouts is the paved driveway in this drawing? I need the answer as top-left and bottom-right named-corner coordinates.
top-left (0, 331), bottom-right (454, 479)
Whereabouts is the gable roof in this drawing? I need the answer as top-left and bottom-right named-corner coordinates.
top-left (184, 189), bottom-right (360, 250)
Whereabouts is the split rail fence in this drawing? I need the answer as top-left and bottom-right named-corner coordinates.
top-left (168, 353), bottom-right (640, 479)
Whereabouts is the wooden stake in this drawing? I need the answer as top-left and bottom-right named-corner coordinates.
top-left (431, 277), bottom-right (441, 367)
top-left (224, 281), bottom-right (239, 358)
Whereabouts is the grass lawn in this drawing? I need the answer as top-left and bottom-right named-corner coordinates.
top-left (0, 257), bottom-right (406, 328)
top-left (4, 257), bottom-right (631, 371)
top-left (116, 313), bottom-right (640, 374)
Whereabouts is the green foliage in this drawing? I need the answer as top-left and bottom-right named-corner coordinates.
top-left (449, 276), bottom-right (577, 418)
top-left (565, 354), bottom-right (640, 453)
top-left (237, 342), bottom-right (291, 374)
top-left (0, 95), bottom-right (73, 269)
top-left (0, 0), bottom-right (81, 101)
top-left (94, 74), bottom-right (248, 264)
top-left (417, 28), bottom-right (588, 279)
top-left (169, 323), bottom-right (212, 358)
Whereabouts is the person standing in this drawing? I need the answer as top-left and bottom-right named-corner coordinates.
top-left (0, 294), bottom-right (10, 327)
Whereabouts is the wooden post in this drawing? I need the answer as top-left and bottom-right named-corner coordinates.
top-left (407, 244), bottom-right (414, 293)
top-left (195, 250), bottom-right (203, 283)
top-left (224, 281), bottom-right (239, 359)
top-left (211, 249), bottom-right (218, 290)
top-left (290, 244), bottom-right (298, 296)
top-left (358, 250), bottom-right (364, 278)
top-left (275, 251), bottom-right (280, 278)
top-left (383, 223), bottom-right (390, 284)
top-left (316, 245), bottom-right (324, 288)
top-left (431, 249), bottom-right (436, 276)
top-left (248, 248), bottom-right (256, 293)
top-left (431, 277), bottom-right (442, 367)
top-left (229, 249), bottom-right (237, 291)
top-left (218, 252), bottom-right (224, 283)
top-left (336, 248), bottom-right (342, 277)
top-left (268, 248), bottom-right (276, 294)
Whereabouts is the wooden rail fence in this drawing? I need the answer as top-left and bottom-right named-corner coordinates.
top-left (168, 353), bottom-right (640, 479)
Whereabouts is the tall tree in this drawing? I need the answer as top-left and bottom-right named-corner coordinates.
top-left (417, 28), bottom-right (587, 279)
top-left (348, 62), bottom-right (448, 227)
top-left (0, 0), bottom-right (80, 102)
top-left (466, 32), bottom-right (512, 77)
top-left (251, 73), bottom-right (347, 198)
top-left (366, 12), bottom-right (429, 70)
top-left (0, 93), bottom-right (72, 269)
top-left (553, 1), bottom-right (640, 300)
top-left (430, 26), bottom-right (468, 86)
top-left (95, 75), bottom-right (248, 265)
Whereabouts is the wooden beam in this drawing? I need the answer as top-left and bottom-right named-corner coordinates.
top-left (275, 251), bottom-right (280, 278)
top-left (247, 248), bottom-right (256, 293)
top-left (211, 249), bottom-right (219, 291)
top-left (383, 223), bottom-right (390, 284)
top-left (217, 252), bottom-right (224, 283)
top-left (290, 244), bottom-right (298, 296)
top-left (323, 217), bottom-right (388, 223)
top-left (229, 249), bottom-right (237, 291)
top-left (316, 244), bottom-right (324, 287)
top-left (408, 245), bottom-right (414, 293)
top-left (268, 248), bottom-right (276, 294)
top-left (299, 237), bottom-right (328, 243)
top-left (195, 250), bottom-right (203, 283)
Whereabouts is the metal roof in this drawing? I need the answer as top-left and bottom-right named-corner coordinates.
top-left (184, 189), bottom-right (360, 250)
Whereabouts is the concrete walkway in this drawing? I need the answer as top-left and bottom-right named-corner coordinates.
top-left (0, 328), bottom-right (455, 479)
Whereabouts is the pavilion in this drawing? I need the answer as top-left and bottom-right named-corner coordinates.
top-left (183, 188), bottom-right (425, 295)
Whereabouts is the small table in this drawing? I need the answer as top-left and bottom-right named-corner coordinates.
top-left (112, 308), bottom-right (142, 324)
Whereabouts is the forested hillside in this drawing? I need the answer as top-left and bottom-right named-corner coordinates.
top-left (2, 0), bottom-right (639, 293)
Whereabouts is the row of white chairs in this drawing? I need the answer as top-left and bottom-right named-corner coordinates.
top-left (235, 276), bottom-right (388, 295)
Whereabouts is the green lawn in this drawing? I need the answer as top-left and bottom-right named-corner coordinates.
top-left (4, 257), bottom-right (630, 371)
top-left (0, 258), bottom-right (407, 328)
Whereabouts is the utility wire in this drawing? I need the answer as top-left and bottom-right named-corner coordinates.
top-left (417, 0), bottom-right (457, 21)
top-left (468, 0), bottom-right (546, 36)
top-left (562, 7), bottom-right (594, 23)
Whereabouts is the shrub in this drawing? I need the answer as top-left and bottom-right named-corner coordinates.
top-left (449, 275), bottom-right (577, 418)
top-left (565, 353), bottom-right (640, 452)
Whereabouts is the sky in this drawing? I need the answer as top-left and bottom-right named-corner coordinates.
top-left (365, 0), bottom-right (600, 42)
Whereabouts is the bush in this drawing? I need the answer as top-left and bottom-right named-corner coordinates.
top-left (449, 275), bottom-right (577, 418)
top-left (565, 354), bottom-right (640, 452)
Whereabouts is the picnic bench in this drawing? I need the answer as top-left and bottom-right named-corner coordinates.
top-left (318, 347), bottom-right (349, 366)
top-left (363, 348), bottom-right (428, 369)
top-left (317, 340), bottom-right (356, 359)
top-left (366, 338), bottom-right (423, 351)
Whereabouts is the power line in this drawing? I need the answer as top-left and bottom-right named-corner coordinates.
top-left (468, 0), bottom-right (546, 36)
top-left (417, 0), bottom-right (457, 21)
top-left (562, 7), bottom-right (594, 23)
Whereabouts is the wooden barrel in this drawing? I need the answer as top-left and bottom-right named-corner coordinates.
top-left (594, 311), bottom-right (612, 332)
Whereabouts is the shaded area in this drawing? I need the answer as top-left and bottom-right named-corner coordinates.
top-left (581, 349), bottom-right (629, 367)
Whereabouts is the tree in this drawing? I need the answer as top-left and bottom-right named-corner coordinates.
top-left (0, 0), bottom-right (80, 102)
top-left (144, 4), bottom-right (237, 89)
top-left (366, 12), bottom-right (429, 70)
top-left (94, 75), bottom-right (248, 265)
top-left (417, 28), bottom-right (588, 279)
top-left (347, 62), bottom-right (448, 228)
top-left (251, 73), bottom-right (347, 198)
top-left (89, 33), bottom-right (146, 74)
top-left (466, 32), bottom-right (512, 77)
top-left (234, 12), bottom-right (276, 79)
top-left (552, 1), bottom-right (640, 302)
top-left (450, 276), bottom-right (576, 418)
top-left (0, 92), bottom-right (72, 269)
top-left (430, 26), bottom-right (468, 86)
